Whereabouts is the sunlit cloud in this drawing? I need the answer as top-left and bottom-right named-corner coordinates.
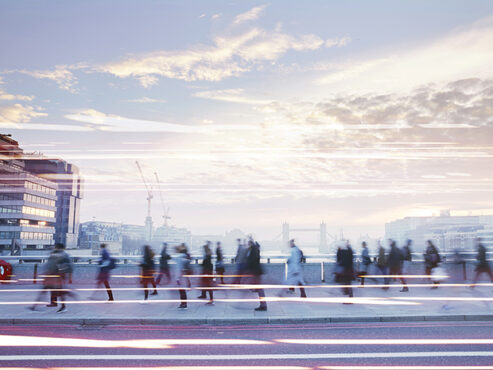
top-left (233, 4), bottom-right (269, 25)
top-left (99, 26), bottom-right (328, 85)
top-left (124, 97), bottom-right (167, 103)
top-left (194, 88), bottom-right (272, 105)
top-left (317, 16), bottom-right (493, 92)
top-left (0, 104), bottom-right (47, 123)
top-left (16, 64), bottom-right (79, 92)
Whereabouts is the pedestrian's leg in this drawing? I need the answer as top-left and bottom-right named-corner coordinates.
top-left (104, 280), bottom-right (114, 301)
top-left (299, 282), bottom-right (307, 298)
top-left (257, 288), bottom-right (267, 309)
top-left (144, 280), bottom-right (149, 300)
top-left (179, 288), bottom-right (187, 308)
top-left (155, 272), bottom-right (163, 285)
top-left (208, 289), bottom-right (214, 303)
top-left (151, 276), bottom-right (158, 295)
top-left (360, 274), bottom-right (365, 286)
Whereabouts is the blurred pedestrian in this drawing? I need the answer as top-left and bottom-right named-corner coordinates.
top-left (174, 243), bottom-right (190, 309)
top-left (246, 239), bottom-right (267, 311)
top-left (53, 243), bottom-right (77, 309)
top-left (358, 241), bottom-right (372, 286)
top-left (234, 238), bottom-right (248, 284)
top-left (215, 241), bottom-right (225, 284)
top-left (198, 242), bottom-right (214, 305)
top-left (90, 243), bottom-right (114, 301)
top-left (401, 239), bottom-right (413, 275)
top-left (375, 241), bottom-right (390, 289)
top-left (338, 241), bottom-right (354, 301)
top-left (471, 238), bottom-right (493, 287)
top-left (387, 239), bottom-right (408, 292)
top-left (29, 246), bottom-right (64, 312)
top-left (155, 243), bottom-right (171, 285)
top-left (140, 245), bottom-right (158, 301)
top-left (424, 240), bottom-right (441, 288)
top-left (281, 239), bottom-right (307, 298)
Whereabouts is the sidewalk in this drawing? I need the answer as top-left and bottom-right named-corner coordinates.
top-left (1, 282), bottom-right (493, 325)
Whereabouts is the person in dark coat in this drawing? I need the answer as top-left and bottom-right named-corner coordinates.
top-left (155, 243), bottom-right (171, 285)
top-left (90, 244), bottom-right (114, 301)
top-left (339, 241), bottom-right (354, 300)
top-left (246, 239), bottom-right (267, 311)
top-left (29, 247), bottom-right (64, 312)
top-left (387, 239), bottom-right (408, 292)
top-left (358, 241), bottom-right (371, 286)
top-left (215, 242), bottom-right (225, 284)
top-left (424, 240), bottom-right (441, 288)
top-left (140, 245), bottom-right (158, 301)
top-left (471, 238), bottom-right (493, 287)
top-left (198, 242), bottom-right (214, 304)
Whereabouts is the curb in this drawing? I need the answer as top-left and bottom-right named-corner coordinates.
top-left (2, 314), bottom-right (493, 325)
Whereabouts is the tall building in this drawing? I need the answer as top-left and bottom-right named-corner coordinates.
top-left (0, 135), bottom-right (57, 254)
top-left (24, 159), bottom-right (83, 249)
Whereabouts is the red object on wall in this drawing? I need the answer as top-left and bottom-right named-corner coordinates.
top-left (0, 260), bottom-right (12, 281)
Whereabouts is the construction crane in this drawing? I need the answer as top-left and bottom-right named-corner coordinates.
top-left (154, 172), bottom-right (171, 227)
top-left (135, 161), bottom-right (153, 241)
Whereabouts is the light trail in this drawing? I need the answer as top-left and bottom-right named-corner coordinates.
top-left (321, 367), bottom-right (493, 369)
top-left (0, 335), bottom-right (269, 348)
top-left (1, 351), bottom-right (493, 361)
top-left (0, 367), bottom-right (310, 370)
top-left (276, 338), bottom-right (493, 345)
top-left (0, 297), bottom-right (420, 305)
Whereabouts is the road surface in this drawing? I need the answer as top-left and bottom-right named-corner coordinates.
top-left (1, 321), bottom-right (493, 368)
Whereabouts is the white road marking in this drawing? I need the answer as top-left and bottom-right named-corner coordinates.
top-left (1, 351), bottom-right (493, 361)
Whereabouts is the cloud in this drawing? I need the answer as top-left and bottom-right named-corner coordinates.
top-left (233, 4), bottom-right (268, 25)
top-left (193, 88), bottom-right (272, 105)
top-left (65, 110), bottom-right (257, 133)
top-left (0, 103), bottom-right (46, 122)
top-left (0, 77), bottom-right (34, 101)
top-left (99, 27), bottom-right (326, 85)
top-left (259, 78), bottom-right (493, 131)
top-left (17, 65), bottom-right (78, 92)
top-left (124, 97), bottom-right (167, 103)
top-left (317, 16), bottom-right (493, 93)
top-left (325, 36), bottom-right (352, 48)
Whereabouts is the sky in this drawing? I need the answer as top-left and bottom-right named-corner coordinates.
top-left (1, 0), bottom-right (493, 241)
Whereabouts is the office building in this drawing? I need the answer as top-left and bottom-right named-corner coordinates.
top-left (0, 135), bottom-right (57, 254)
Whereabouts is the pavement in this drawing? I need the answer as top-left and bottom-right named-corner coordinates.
top-left (2, 280), bottom-right (493, 325)
top-left (2, 321), bottom-right (493, 368)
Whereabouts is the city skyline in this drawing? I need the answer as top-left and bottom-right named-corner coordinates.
top-left (2, 1), bottom-right (493, 240)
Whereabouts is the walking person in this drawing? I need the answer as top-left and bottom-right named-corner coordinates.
top-left (174, 243), bottom-right (190, 309)
top-left (90, 243), bottom-right (114, 301)
top-left (140, 245), bottom-right (158, 301)
top-left (376, 241), bottom-right (390, 289)
top-left (471, 238), bottom-right (493, 287)
top-left (29, 246), bottom-right (64, 312)
top-left (155, 243), bottom-right (171, 285)
top-left (424, 240), bottom-right (441, 288)
top-left (387, 239), bottom-right (408, 292)
top-left (234, 238), bottom-right (248, 284)
top-left (215, 241), bottom-right (225, 284)
top-left (198, 242), bottom-right (214, 304)
top-left (53, 243), bottom-right (77, 309)
top-left (339, 241), bottom-right (354, 301)
top-left (359, 241), bottom-right (372, 286)
top-left (246, 239), bottom-right (267, 311)
top-left (281, 239), bottom-right (307, 298)
top-left (401, 239), bottom-right (413, 275)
